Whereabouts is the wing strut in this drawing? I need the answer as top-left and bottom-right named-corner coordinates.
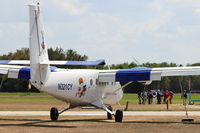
top-left (112, 81), bottom-right (133, 94)
top-left (0, 75), bottom-right (7, 89)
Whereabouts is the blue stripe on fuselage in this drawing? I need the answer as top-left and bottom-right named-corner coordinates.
top-left (116, 67), bottom-right (152, 82)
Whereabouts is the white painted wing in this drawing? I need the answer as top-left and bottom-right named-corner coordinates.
top-left (98, 66), bottom-right (200, 82)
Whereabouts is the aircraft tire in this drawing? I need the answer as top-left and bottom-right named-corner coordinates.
top-left (50, 107), bottom-right (59, 121)
top-left (115, 109), bottom-right (123, 122)
top-left (107, 106), bottom-right (113, 119)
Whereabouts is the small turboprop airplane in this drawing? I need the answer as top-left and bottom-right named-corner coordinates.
top-left (1, 3), bottom-right (200, 122)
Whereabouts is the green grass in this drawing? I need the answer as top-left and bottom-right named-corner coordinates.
top-left (120, 93), bottom-right (138, 103)
top-left (0, 92), bottom-right (57, 102)
top-left (0, 92), bottom-right (198, 104)
top-left (0, 97), bottom-right (57, 102)
top-left (0, 92), bottom-right (48, 96)
top-left (0, 92), bottom-right (199, 111)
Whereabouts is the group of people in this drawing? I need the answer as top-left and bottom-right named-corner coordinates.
top-left (138, 89), bottom-right (174, 104)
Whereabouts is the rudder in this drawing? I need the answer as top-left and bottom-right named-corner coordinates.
top-left (28, 3), bottom-right (50, 88)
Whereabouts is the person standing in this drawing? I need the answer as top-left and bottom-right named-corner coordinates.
top-left (141, 89), bottom-right (147, 104)
top-left (164, 90), bottom-right (170, 104)
top-left (141, 91), bottom-right (144, 104)
top-left (147, 90), bottom-right (151, 104)
top-left (169, 91), bottom-right (174, 104)
top-left (152, 90), bottom-right (157, 104)
top-left (157, 90), bottom-right (161, 104)
top-left (149, 91), bottom-right (153, 104)
top-left (183, 90), bottom-right (187, 105)
top-left (138, 91), bottom-right (142, 104)
top-left (160, 90), bottom-right (164, 104)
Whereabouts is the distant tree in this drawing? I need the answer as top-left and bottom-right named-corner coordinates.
top-left (0, 48), bottom-right (29, 60)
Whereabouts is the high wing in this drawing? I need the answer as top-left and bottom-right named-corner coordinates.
top-left (98, 66), bottom-right (200, 82)
top-left (0, 59), bottom-right (105, 66)
top-left (1, 65), bottom-right (200, 81)
top-left (1, 65), bottom-right (200, 82)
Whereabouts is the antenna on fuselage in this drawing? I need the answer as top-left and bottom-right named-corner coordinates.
top-left (108, 65), bottom-right (110, 70)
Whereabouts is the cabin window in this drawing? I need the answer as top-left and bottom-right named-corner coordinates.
top-left (90, 79), bottom-right (93, 86)
top-left (96, 79), bottom-right (98, 85)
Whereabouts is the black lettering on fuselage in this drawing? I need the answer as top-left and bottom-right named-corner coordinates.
top-left (58, 83), bottom-right (73, 90)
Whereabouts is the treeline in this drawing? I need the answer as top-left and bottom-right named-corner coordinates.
top-left (0, 48), bottom-right (200, 93)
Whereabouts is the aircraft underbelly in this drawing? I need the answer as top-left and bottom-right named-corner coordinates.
top-left (100, 82), bottom-right (123, 105)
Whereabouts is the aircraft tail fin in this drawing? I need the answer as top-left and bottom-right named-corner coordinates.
top-left (28, 3), bottom-right (50, 87)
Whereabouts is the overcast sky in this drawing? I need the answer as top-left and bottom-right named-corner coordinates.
top-left (0, 0), bottom-right (200, 66)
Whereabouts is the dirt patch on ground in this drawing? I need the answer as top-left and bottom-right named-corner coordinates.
top-left (0, 116), bottom-right (199, 133)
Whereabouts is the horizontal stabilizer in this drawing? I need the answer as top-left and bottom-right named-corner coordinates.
top-left (0, 59), bottom-right (105, 66)
top-left (0, 60), bottom-right (30, 64)
top-left (0, 65), bottom-right (57, 80)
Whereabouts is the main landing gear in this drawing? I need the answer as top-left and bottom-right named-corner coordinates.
top-left (106, 106), bottom-right (123, 122)
top-left (115, 109), bottom-right (123, 122)
top-left (50, 107), bottom-right (59, 121)
top-left (50, 105), bottom-right (123, 122)
top-left (50, 105), bottom-right (72, 121)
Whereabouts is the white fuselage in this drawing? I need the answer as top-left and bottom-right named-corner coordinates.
top-left (33, 69), bottom-right (123, 106)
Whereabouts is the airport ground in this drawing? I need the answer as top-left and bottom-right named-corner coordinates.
top-left (0, 93), bottom-right (200, 133)
top-left (0, 115), bottom-right (200, 133)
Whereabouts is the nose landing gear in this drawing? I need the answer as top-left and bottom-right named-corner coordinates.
top-left (107, 106), bottom-right (113, 119)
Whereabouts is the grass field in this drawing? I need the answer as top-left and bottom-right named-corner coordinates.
top-left (0, 92), bottom-right (199, 111)
top-left (0, 92), bottom-right (198, 103)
